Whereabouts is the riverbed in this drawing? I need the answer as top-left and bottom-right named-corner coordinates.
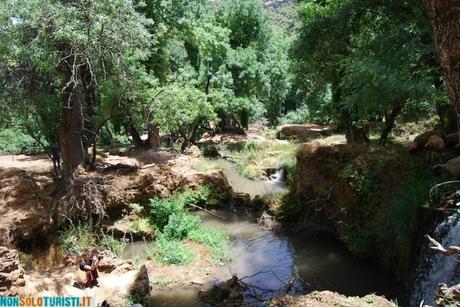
top-left (123, 159), bottom-right (403, 306)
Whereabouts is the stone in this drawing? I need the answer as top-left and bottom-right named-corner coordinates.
top-left (0, 247), bottom-right (25, 296)
top-left (97, 250), bottom-right (134, 273)
top-left (276, 124), bottom-right (334, 141)
top-left (185, 145), bottom-right (201, 158)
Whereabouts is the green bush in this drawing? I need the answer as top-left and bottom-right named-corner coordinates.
top-left (188, 227), bottom-right (231, 262)
top-left (149, 196), bottom-right (185, 231)
top-left (155, 236), bottom-right (195, 265)
top-left (100, 234), bottom-right (127, 257)
top-left (0, 128), bottom-right (43, 154)
top-left (59, 224), bottom-right (126, 256)
top-left (58, 224), bottom-right (97, 254)
top-left (162, 213), bottom-right (200, 240)
top-left (178, 186), bottom-right (217, 207)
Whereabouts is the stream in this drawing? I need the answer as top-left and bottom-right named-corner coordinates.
top-left (123, 159), bottom-right (403, 306)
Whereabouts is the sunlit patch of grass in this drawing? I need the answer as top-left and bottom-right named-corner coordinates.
top-left (188, 227), bottom-right (231, 262)
top-left (193, 159), bottom-right (222, 173)
top-left (221, 140), bottom-right (298, 180)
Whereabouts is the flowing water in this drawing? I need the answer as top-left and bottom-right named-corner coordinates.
top-left (411, 214), bottom-right (460, 306)
top-left (123, 160), bottom-right (403, 306)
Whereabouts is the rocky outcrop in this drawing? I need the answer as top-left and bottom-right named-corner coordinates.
top-left (290, 143), bottom-right (431, 282)
top-left (0, 247), bottom-right (25, 295)
top-left (276, 124), bottom-right (334, 141)
top-left (271, 291), bottom-right (395, 307)
top-left (97, 251), bottom-right (135, 273)
top-left (0, 169), bottom-right (53, 247)
top-left (107, 216), bottom-right (154, 241)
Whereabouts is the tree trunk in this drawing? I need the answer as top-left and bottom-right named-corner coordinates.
top-left (147, 124), bottom-right (160, 150)
top-left (380, 104), bottom-right (402, 145)
top-left (424, 1), bottom-right (460, 132)
top-left (59, 68), bottom-right (85, 187)
top-left (126, 115), bottom-right (145, 148)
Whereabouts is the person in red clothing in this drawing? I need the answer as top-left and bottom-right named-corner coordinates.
top-left (79, 250), bottom-right (100, 287)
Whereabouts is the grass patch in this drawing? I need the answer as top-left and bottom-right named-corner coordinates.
top-left (220, 140), bottom-right (298, 180)
top-left (58, 224), bottom-right (126, 257)
top-left (154, 235), bottom-right (195, 265)
top-left (130, 218), bottom-right (153, 234)
top-left (188, 227), bottom-right (231, 262)
top-left (0, 128), bottom-right (44, 154)
top-left (148, 188), bottom-right (231, 265)
top-left (193, 159), bottom-right (222, 173)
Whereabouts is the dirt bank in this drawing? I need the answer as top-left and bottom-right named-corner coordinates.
top-left (0, 150), bottom-right (231, 249)
top-left (271, 291), bottom-right (395, 307)
top-left (283, 143), bottom-right (441, 284)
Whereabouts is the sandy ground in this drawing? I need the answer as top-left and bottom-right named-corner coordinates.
top-left (0, 154), bottom-right (53, 173)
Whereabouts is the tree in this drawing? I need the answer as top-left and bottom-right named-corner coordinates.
top-left (424, 1), bottom-right (460, 133)
top-left (292, 0), bottom-right (444, 143)
top-left (0, 0), bottom-right (152, 187)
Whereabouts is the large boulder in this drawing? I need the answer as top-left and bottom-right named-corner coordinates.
top-left (0, 247), bottom-right (25, 295)
top-left (276, 124), bottom-right (334, 141)
top-left (0, 169), bottom-right (53, 247)
top-left (271, 291), bottom-right (395, 307)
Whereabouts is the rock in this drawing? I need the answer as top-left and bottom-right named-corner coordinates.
top-left (276, 124), bottom-right (334, 141)
top-left (202, 143), bottom-right (220, 158)
top-left (0, 247), bottom-right (25, 296)
top-left (107, 215), bottom-right (154, 241)
top-left (128, 265), bottom-right (152, 306)
top-left (97, 251), bottom-right (134, 273)
top-left (185, 145), bottom-right (201, 158)
top-left (230, 192), bottom-right (251, 207)
top-left (0, 170), bottom-right (53, 247)
top-left (184, 170), bottom-right (231, 195)
top-left (200, 275), bottom-right (246, 305)
top-left (271, 291), bottom-right (396, 306)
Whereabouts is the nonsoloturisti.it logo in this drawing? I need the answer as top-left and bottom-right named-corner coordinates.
top-left (0, 296), bottom-right (93, 307)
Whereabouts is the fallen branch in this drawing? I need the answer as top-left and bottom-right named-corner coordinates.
top-left (188, 204), bottom-right (227, 220)
top-left (426, 235), bottom-right (460, 256)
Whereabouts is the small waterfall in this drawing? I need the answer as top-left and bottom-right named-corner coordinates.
top-left (411, 214), bottom-right (460, 306)
top-left (268, 169), bottom-right (285, 184)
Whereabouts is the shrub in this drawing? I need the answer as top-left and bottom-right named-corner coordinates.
top-left (155, 236), bottom-right (195, 265)
top-left (58, 224), bottom-right (96, 254)
top-left (100, 234), bottom-right (126, 257)
top-left (59, 224), bottom-right (126, 257)
top-left (130, 218), bottom-right (152, 233)
top-left (178, 186), bottom-right (217, 207)
top-left (0, 128), bottom-right (43, 155)
top-left (188, 227), bottom-right (231, 262)
top-left (162, 213), bottom-right (200, 240)
top-left (149, 196), bottom-right (184, 231)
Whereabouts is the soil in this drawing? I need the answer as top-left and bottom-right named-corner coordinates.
top-left (271, 291), bottom-right (395, 307)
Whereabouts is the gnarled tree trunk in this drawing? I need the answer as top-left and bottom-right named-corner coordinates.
top-left (424, 1), bottom-right (460, 133)
top-left (59, 63), bottom-right (85, 188)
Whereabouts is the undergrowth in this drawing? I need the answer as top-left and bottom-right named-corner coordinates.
top-left (220, 140), bottom-right (298, 180)
top-left (149, 187), bottom-right (231, 265)
top-left (58, 224), bottom-right (126, 257)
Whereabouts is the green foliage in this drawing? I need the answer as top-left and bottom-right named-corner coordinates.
top-left (128, 203), bottom-right (144, 215)
top-left (100, 234), bottom-right (127, 258)
top-left (149, 196), bottom-right (185, 231)
top-left (130, 218), bottom-right (152, 234)
top-left (162, 213), bottom-right (200, 240)
top-left (222, 140), bottom-right (298, 180)
top-left (155, 235), bottom-right (195, 265)
top-left (178, 186), bottom-right (218, 207)
top-left (58, 224), bottom-right (126, 256)
top-left (0, 128), bottom-right (42, 154)
top-left (291, 0), bottom-right (442, 140)
top-left (148, 187), bottom-right (231, 265)
top-left (58, 224), bottom-right (97, 254)
top-left (188, 227), bottom-right (231, 262)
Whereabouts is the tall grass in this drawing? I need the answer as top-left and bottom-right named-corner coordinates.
top-left (149, 188), bottom-right (231, 265)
